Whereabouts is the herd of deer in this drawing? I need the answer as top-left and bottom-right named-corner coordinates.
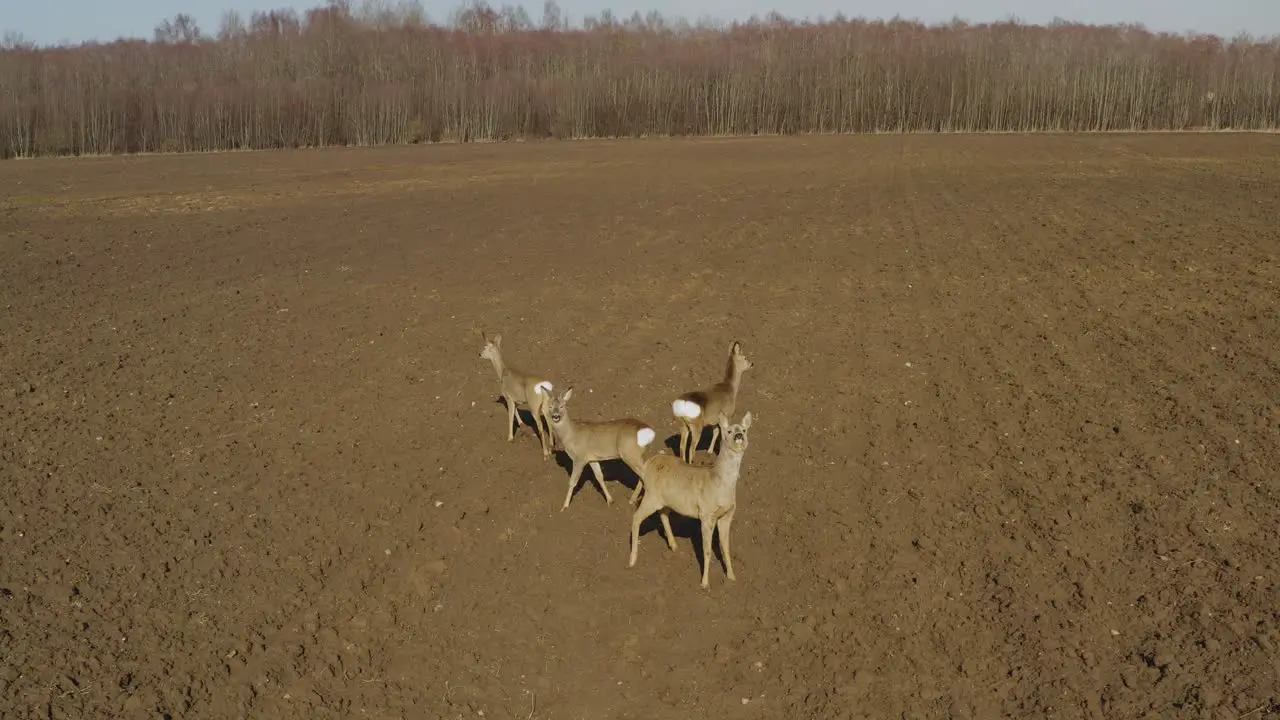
top-left (478, 331), bottom-right (755, 589)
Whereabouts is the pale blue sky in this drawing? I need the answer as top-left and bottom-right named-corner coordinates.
top-left (5, 0), bottom-right (1279, 47)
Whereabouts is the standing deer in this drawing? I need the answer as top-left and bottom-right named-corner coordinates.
top-left (478, 332), bottom-right (556, 459)
top-left (546, 386), bottom-right (656, 510)
top-left (629, 411), bottom-right (754, 589)
top-left (671, 341), bottom-right (753, 464)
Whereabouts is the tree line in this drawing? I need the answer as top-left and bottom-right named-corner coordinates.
top-left (2, 0), bottom-right (1279, 158)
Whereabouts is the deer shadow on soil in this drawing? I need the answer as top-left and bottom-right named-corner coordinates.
top-left (491, 394), bottom-right (554, 443)
top-left (550, 453), bottom-right (644, 505)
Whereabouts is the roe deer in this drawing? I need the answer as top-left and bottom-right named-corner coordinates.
top-left (546, 386), bottom-right (657, 510)
top-left (478, 331), bottom-right (556, 459)
top-left (671, 341), bottom-right (753, 464)
top-left (629, 411), bottom-right (753, 589)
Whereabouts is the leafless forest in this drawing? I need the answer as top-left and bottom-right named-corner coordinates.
top-left (2, 0), bottom-right (1279, 157)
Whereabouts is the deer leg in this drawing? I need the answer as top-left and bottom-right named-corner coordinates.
top-left (708, 425), bottom-right (721, 455)
top-left (660, 510), bottom-right (677, 551)
top-left (544, 407), bottom-right (560, 453)
top-left (632, 461), bottom-right (650, 502)
top-left (506, 396), bottom-right (517, 441)
top-left (717, 510), bottom-right (735, 581)
top-left (562, 460), bottom-right (585, 511)
top-left (621, 453), bottom-right (644, 504)
top-left (699, 517), bottom-right (715, 589)
top-left (533, 398), bottom-right (553, 453)
top-left (537, 404), bottom-right (553, 459)
top-left (527, 398), bottom-right (541, 451)
top-left (589, 461), bottom-right (614, 505)
top-left (685, 423), bottom-right (700, 463)
top-left (626, 449), bottom-right (646, 503)
top-left (629, 496), bottom-right (662, 567)
top-left (678, 424), bottom-right (690, 463)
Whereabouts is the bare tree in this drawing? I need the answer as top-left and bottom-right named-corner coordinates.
top-left (2, 3), bottom-right (1279, 158)
top-left (540, 0), bottom-right (566, 30)
top-left (1, 30), bottom-right (36, 50)
top-left (218, 10), bottom-right (247, 41)
top-left (154, 13), bottom-right (203, 44)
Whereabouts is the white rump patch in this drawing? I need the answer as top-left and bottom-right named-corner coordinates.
top-left (636, 427), bottom-right (656, 447)
top-left (672, 399), bottom-right (702, 419)
top-left (534, 381), bottom-right (553, 395)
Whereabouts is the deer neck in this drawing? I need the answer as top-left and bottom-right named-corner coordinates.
top-left (486, 352), bottom-right (506, 382)
top-left (712, 448), bottom-right (745, 490)
top-left (723, 363), bottom-right (745, 401)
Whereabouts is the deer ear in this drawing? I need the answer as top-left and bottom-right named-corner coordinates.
top-left (717, 412), bottom-right (729, 428)
top-left (740, 411), bottom-right (752, 430)
top-left (492, 333), bottom-right (502, 346)
top-left (562, 387), bottom-right (573, 402)
top-left (730, 341), bottom-right (741, 354)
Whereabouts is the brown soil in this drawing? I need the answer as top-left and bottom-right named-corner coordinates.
top-left (2, 134), bottom-right (1278, 719)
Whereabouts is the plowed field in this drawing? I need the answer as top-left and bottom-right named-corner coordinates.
top-left (2, 134), bottom-right (1278, 719)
